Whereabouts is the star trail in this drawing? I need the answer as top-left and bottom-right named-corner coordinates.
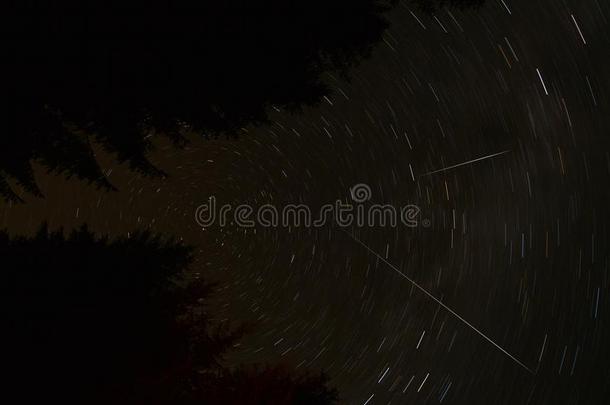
top-left (2, 0), bottom-right (610, 403)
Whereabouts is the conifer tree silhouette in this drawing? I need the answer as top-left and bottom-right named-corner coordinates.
top-left (0, 224), bottom-right (338, 403)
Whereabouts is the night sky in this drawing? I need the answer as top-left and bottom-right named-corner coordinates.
top-left (3, 0), bottom-right (610, 403)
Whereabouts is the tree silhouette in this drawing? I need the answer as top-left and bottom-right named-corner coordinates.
top-left (0, 224), bottom-right (337, 403)
top-left (2, 0), bottom-right (396, 201)
top-left (200, 366), bottom-right (339, 404)
top-left (1, 0), bottom-right (484, 201)
top-left (413, 0), bottom-right (484, 12)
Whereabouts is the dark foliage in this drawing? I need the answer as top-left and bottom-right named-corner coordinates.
top-left (0, 224), bottom-right (337, 404)
top-left (199, 366), bottom-right (339, 404)
top-left (413, 0), bottom-right (484, 12)
top-left (1, 0), bottom-right (397, 201)
top-left (0, 224), bottom-right (227, 402)
top-left (1, 0), bottom-right (483, 201)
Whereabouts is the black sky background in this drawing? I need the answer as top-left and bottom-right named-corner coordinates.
top-left (2, 0), bottom-right (610, 403)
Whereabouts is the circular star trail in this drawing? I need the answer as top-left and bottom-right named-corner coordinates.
top-left (2, 0), bottom-right (609, 403)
